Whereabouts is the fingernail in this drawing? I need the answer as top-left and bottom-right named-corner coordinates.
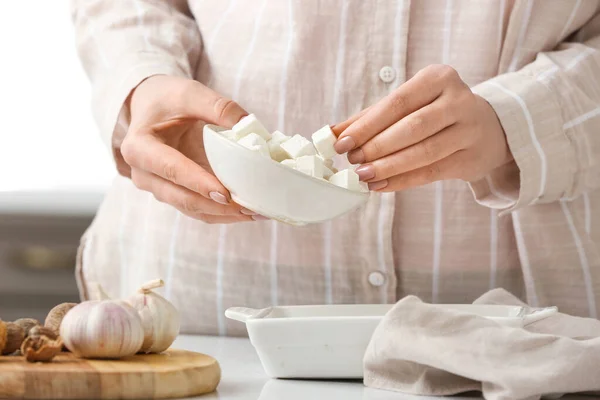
top-left (209, 192), bottom-right (229, 205)
top-left (369, 180), bottom-right (389, 191)
top-left (252, 215), bottom-right (270, 221)
top-left (240, 208), bottom-right (257, 216)
top-left (347, 148), bottom-right (365, 164)
top-left (334, 136), bottom-right (356, 154)
top-left (355, 165), bottom-right (375, 181)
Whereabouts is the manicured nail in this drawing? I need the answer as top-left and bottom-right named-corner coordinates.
top-left (334, 136), bottom-right (356, 154)
top-left (368, 180), bottom-right (389, 191)
top-left (355, 165), bottom-right (375, 181)
top-left (240, 208), bottom-right (257, 216)
top-left (347, 148), bottom-right (365, 164)
top-left (209, 192), bottom-right (229, 205)
top-left (252, 215), bottom-right (270, 221)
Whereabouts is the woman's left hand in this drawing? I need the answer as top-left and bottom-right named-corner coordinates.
top-left (333, 64), bottom-right (514, 192)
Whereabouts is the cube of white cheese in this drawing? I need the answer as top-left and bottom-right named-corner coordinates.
top-left (267, 130), bottom-right (291, 162)
top-left (220, 130), bottom-right (237, 141)
top-left (280, 159), bottom-right (297, 169)
top-left (295, 155), bottom-right (325, 178)
top-left (328, 169), bottom-right (363, 191)
top-left (323, 165), bottom-right (334, 179)
top-left (237, 132), bottom-right (271, 158)
top-left (359, 181), bottom-right (370, 192)
top-left (232, 114), bottom-right (271, 141)
top-left (311, 125), bottom-right (338, 159)
top-left (271, 130), bottom-right (290, 143)
top-left (317, 155), bottom-right (335, 170)
top-left (280, 134), bottom-right (317, 159)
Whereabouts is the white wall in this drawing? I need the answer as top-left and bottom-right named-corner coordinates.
top-left (0, 0), bottom-right (114, 192)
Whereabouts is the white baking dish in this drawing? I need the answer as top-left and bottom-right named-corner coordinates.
top-left (225, 304), bottom-right (557, 379)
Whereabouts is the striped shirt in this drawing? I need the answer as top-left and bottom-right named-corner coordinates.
top-left (72, 0), bottom-right (600, 335)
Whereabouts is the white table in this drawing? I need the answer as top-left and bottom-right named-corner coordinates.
top-left (173, 335), bottom-right (587, 400)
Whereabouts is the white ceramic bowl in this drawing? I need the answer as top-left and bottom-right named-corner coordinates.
top-left (225, 304), bottom-right (558, 379)
top-left (203, 125), bottom-right (370, 225)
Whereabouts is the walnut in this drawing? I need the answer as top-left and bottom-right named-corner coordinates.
top-left (1, 322), bottom-right (25, 355)
top-left (0, 321), bottom-right (6, 354)
top-left (44, 303), bottom-right (77, 336)
top-left (13, 318), bottom-right (41, 337)
top-left (28, 326), bottom-right (58, 341)
top-left (20, 334), bottom-right (63, 363)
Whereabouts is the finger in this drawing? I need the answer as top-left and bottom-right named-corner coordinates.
top-left (335, 64), bottom-right (460, 153)
top-left (198, 214), bottom-right (259, 224)
top-left (122, 134), bottom-right (230, 202)
top-left (369, 151), bottom-right (467, 192)
top-left (355, 125), bottom-right (466, 182)
top-left (181, 81), bottom-right (248, 127)
top-left (347, 99), bottom-right (457, 164)
top-left (114, 147), bottom-right (132, 178)
top-left (331, 106), bottom-right (372, 136)
top-left (130, 168), bottom-right (248, 218)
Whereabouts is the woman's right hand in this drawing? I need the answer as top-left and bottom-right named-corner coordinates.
top-left (118, 75), bottom-right (262, 223)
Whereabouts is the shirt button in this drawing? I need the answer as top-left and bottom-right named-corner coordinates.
top-left (368, 271), bottom-right (386, 287)
top-left (379, 66), bottom-right (396, 83)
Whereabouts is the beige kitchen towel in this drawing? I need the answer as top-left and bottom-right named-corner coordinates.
top-left (364, 289), bottom-right (600, 400)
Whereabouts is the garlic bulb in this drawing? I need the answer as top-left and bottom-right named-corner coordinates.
top-left (60, 300), bottom-right (144, 359)
top-left (126, 279), bottom-right (180, 354)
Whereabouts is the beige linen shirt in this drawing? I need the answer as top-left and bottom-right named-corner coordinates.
top-left (71, 0), bottom-right (600, 336)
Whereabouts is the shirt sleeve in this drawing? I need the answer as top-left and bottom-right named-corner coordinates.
top-left (469, 11), bottom-right (600, 215)
top-left (71, 0), bottom-right (202, 163)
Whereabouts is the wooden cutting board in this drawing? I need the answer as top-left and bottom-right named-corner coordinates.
top-left (0, 349), bottom-right (220, 399)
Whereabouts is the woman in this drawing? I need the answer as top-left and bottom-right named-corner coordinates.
top-left (71, 0), bottom-right (600, 336)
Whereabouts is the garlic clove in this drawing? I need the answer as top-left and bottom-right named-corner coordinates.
top-left (126, 279), bottom-right (181, 354)
top-left (60, 300), bottom-right (145, 359)
top-left (89, 282), bottom-right (112, 301)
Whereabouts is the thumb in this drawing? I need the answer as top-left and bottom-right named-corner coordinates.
top-left (185, 81), bottom-right (248, 128)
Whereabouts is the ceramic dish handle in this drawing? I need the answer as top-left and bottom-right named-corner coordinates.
top-left (522, 306), bottom-right (558, 325)
top-left (225, 307), bottom-right (272, 323)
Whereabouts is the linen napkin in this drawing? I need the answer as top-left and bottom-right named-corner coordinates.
top-left (363, 289), bottom-right (600, 400)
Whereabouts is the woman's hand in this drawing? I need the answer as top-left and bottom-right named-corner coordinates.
top-left (333, 65), bottom-right (513, 191)
top-left (119, 75), bottom-right (262, 223)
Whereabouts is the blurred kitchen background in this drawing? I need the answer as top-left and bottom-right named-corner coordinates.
top-left (0, 1), bottom-right (114, 321)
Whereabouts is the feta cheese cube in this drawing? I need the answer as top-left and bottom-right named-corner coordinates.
top-left (280, 159), bottom-right (297, 169)
top-left (267, 130), bottom-right (291, 162)
top-left (271, 130), bottom-right (290, 143)
top-left (359, 181), bottom-right (370, 192)
top-left (269, 144), bottom-right (290, 162)
top-left (295, 155), bottom-right (325, 178)
top-left (280, 134), bottom-right (317, 159)
top-left (237, 132), bottom-right (271, 158)
top-left (232, 114), bottom-right (271, 141)
top-left (328, 169), bottom-right (362, 191)
top-left (323, 166), bottom-right (334, 179)
top-left (311, 125), bottom-right (338, 159)
top-left (220, 130), bottom-right (237, 141)
top-left (317, 155), bottom-right (335, 170)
